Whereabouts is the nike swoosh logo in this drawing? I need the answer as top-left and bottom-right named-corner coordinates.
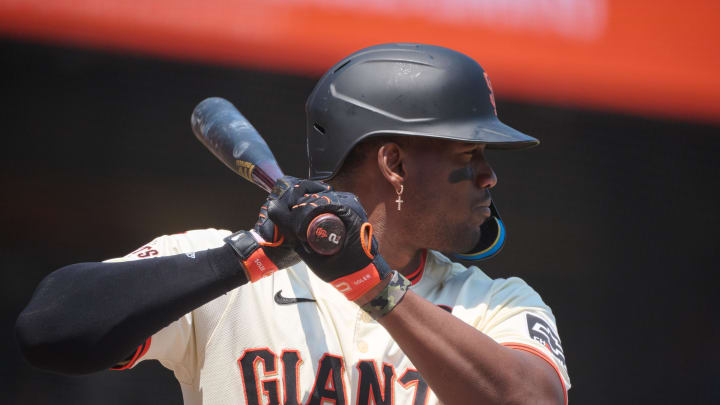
top-left (274, 290), bottom-right (316, 305)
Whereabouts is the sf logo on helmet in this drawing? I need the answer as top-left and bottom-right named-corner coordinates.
top-left (483, 72), bottom-right (497, 116)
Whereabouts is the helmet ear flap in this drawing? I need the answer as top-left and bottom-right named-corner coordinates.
top-left (452, 202), bottom-right (506, 262)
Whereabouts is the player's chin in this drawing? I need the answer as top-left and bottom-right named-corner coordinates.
top-left (444, 223), bottom-right (482, 254)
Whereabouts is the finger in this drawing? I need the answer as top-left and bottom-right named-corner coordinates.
top-left (292, 193), bottom-right (335, 209)
top-left (254, 201), bottom-right (270, 227)
top-left (269, 176), bottom-right (300, 200)
top-left (287, 180), bottom-right (332, 202)
top-left (267, 199), bottom-right (296, 234)
top-left (271, 176), bottom-right (329, 196)
top-left (335, 192), bottom-right (369, 220)
top-left (255, 215), bottom-right (279, 243)
top-left (273, 181), bottom-right (332, 214)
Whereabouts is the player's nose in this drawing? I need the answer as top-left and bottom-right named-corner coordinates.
top-left (475, 160), bottom-right (497, 189)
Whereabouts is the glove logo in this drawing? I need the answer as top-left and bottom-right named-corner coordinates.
top-left (334, 281), bottom-right (352, 296)
top-left (331, 265), bottom-right (382, 301)
top-left (328, 233), bottom-right (340, 244)
top-left (254, 258), bottom-right (266, 272)
top-left (354, 274), bottom-right (371, 286)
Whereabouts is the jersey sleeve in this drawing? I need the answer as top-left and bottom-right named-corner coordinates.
top-left (105, 228), bottom-right (232, 382)
top-left (104, 228), bottom-right (232, 264)
top-left (473, 276), bottom-right (571, 396)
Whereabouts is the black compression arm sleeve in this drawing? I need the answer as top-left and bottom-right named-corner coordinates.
top-left (15, 244), bottom-right (248, 375)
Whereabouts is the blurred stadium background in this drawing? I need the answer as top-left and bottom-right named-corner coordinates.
top-left (1, 1), bottom-right (718, 404)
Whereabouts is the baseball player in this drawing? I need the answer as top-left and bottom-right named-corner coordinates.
top-left (16, 43), bottom-right (570, 404)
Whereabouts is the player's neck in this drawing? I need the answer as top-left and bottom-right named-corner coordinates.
top-left (344, 174), bottom-right (422, 277)
top-left (367, 201), bottom-right (423, 277)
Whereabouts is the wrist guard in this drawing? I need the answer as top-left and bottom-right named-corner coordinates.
top-left (360, 271), bottom-right (411, 319)
top-left (224, 230), bottom-right (278, 282)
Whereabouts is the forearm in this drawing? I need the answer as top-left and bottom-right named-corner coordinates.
top-left (378, 291), bottom-right (564, 405)
top-left (15, 244), bottom-right (248, 375)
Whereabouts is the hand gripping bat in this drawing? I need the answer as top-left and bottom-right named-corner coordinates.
top-left (191, 97), bottom-right (345, 255)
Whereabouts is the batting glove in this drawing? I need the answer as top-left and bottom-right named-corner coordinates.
top-left (267, 176), bottom-right (392, 301)
top-left (224, 183), bottom-right (301, 282)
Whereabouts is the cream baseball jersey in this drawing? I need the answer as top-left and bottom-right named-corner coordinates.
top-left (107, 229), bottom-right (570, 404)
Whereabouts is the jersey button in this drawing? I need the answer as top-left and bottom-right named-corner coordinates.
top-left (360, 311), bottom-right (374, 323)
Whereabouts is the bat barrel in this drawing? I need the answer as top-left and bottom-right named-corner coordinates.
top-left (191, 97), bottom-right (283, 193)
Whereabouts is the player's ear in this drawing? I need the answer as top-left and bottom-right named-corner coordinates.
top-left (377, 142), bottom-right (405, 191)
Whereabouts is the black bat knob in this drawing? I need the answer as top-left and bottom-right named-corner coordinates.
top-left (306, 213), bottom-right (345, 255)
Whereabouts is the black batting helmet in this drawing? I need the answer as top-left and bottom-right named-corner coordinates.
top-left (305, 43), bottom-right (539, 261)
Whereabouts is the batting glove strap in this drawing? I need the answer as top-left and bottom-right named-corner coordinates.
top-left (361, 271), bottom-right (411, 320)
top-left (224, 230), bottom-right (278, 282)
top-left (330, 254), bottom-right (392, 301)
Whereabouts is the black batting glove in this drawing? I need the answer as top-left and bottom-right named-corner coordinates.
top-left (267, 176), bottom-right (392, 301)
top-left (223, 183), bottom-right (302, 282)
top-left (252, 200), bottom-right (300, 269)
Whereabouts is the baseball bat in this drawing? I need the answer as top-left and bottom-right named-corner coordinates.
top-left (191, 97), bottom-right (345, 255)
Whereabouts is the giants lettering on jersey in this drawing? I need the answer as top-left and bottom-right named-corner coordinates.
top-left (238, 349), bottom-right (430, 405)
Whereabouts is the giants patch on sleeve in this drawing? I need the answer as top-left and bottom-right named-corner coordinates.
top-left (526, 313), bottom-right (565, 367)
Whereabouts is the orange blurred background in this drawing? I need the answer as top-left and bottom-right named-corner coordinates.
top-left (1, 0), bottom-right (719, 122)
